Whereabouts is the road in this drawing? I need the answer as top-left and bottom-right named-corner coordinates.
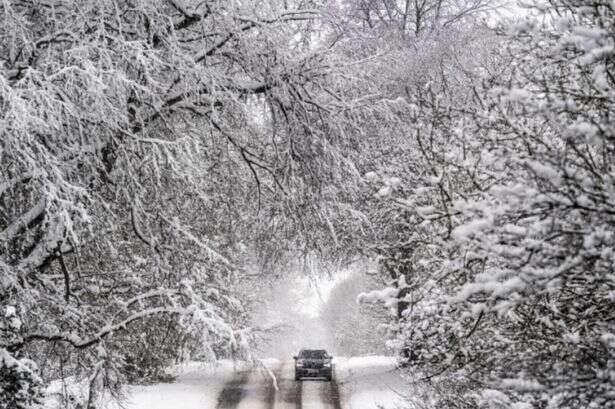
top-left (216, 361), bottom-right (342, 409)
top-left (112, 356), bottom-right (405, 409)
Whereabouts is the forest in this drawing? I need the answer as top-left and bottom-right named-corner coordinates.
top-left (1, 1), bottom-right (614, 408)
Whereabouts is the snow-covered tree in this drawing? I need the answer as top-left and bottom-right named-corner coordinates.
top-left (361, 1), bottom-right (615, 408)
top-left (340, 0), bottom-right (496, 36)
top-left (0, 0), bottom-right (364, 406)
top-left (449, 3), bottom-right (615, 407)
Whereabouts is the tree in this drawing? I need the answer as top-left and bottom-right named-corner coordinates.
top-left (340, 0), bottom-right (502, 371)
top-left (0, 0), bottom-right (360, 406)
top-left (448, 3), bottom-right (615, 407)
top-left (341, 0), bottom-right (496, 36)
top-left (360, 1), bottom-right (615, 408)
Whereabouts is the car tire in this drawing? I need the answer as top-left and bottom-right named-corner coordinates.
top-left (295, 374), bottom-right (301, 381)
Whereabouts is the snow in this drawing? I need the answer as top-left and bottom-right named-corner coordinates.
top-left (479, 389), bottom-right (511, 406)
top-left (376, 185), bottom-right (393, 198)
top-left (357, 287), bottom-right (399, 307)
top-left (527, 160), bottom-right (560, 182)
top-left (81, 356), bottom-right (412, 409)
top-left (4, 305), bottom-right (21, 330)
top-left (499, 378), bottom-right (544, 392)
top-left (5, 305), bottom-right (16, 317)
top-left (104, 360), bottom-right (247, 409)
top-left (452, 217), bottom-right (492, 241)
top-left (44, 376), bottom-right (86, 409)
top-left (364, 171), bottom-right (378, 182)
top-left (505, 88), bottom-right (531, 102)
top-left (335, 356), bottom-right (410, 409)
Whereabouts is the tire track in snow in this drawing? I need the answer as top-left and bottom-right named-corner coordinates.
top-left (216, 370), bottom-right (251, 409)
top-left (277, 363), bottom-right (302, 409)
top-left (263, 363), bottom-right (284, 409)
top-left (318, 370), bottom-right (342, 409)
top-left (296, 378), bottom-right (303, 409)
top-left (328, 377), bottom-right (342, 409)
top-left (264, 371), bottom-right (276, 409)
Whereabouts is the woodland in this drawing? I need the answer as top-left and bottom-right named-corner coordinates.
top-left (1, 1), bottom-right (614, 408)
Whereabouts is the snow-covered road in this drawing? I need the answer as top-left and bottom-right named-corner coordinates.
top-left (110, 356), bottom-right (408, 409)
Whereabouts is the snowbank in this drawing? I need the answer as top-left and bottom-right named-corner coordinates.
top-left (335, 356), bottom-right (410, 409)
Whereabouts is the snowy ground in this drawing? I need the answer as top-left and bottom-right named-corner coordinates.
top-left (88, 356), bottom-right (412, 409)
top-left (335, 356), bottom-right (409, 409)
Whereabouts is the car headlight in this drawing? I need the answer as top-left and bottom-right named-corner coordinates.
top-left (323, 362), bottom-right (331, 368)
top-left (296, 360), bottom-right (304, 367)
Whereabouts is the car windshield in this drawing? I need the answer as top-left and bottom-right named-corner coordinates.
top-left (300, 350), bottom-right (328, 359)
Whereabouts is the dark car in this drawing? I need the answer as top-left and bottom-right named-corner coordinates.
top-left (293, 349), bottom-right (333, 381)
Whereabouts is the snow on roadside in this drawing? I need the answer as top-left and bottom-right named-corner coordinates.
top-left (106, 359), bottom-right (284, 409)
top-left (105, 360), bottom-right (241, 409)
top-left (44, 356), bottom-right (423, 409)
top-left (43, 360), bottom-right (254, 409)
top-left (335, 356), bottom-right (412, 409)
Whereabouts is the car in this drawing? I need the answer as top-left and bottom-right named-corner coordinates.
top-left (293, 349), bottom-right (333, 381)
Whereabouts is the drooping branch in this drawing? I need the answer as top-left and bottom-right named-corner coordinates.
top-left (18, 307), bottom-right (190, 351)
top-left (0, 199), bottom-right (46, 244)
